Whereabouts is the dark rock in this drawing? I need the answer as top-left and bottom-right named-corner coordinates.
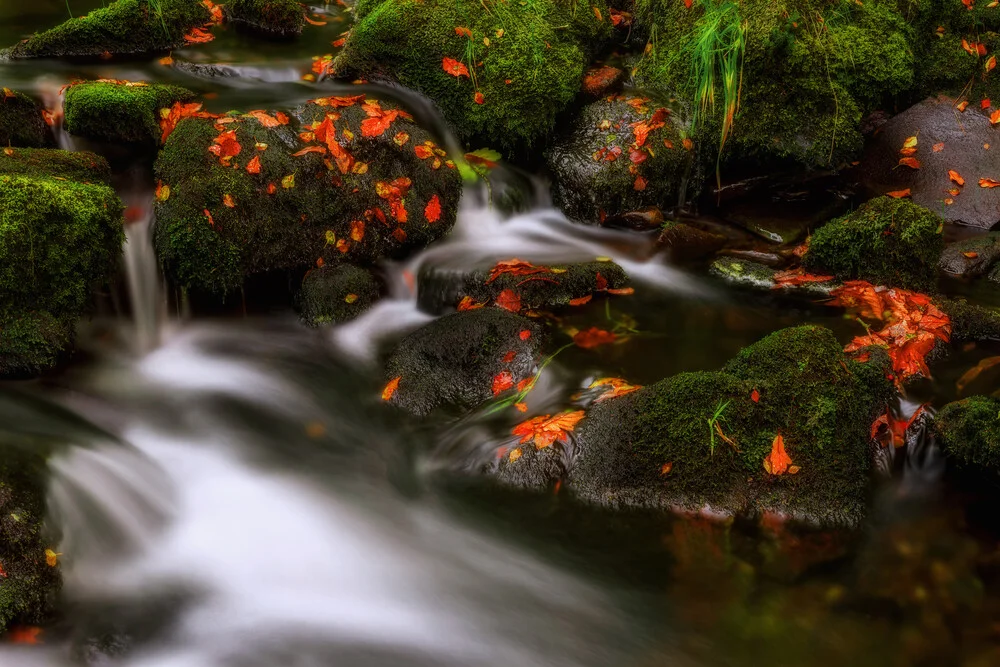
top-left (224, 0), bottom-right (304, 38)
top-left (803, 196), bottom-right (944, 292)
top-left (658, 222), bottom-right (725, 263)
top-left (939, 232), bottom-right (1000, 278)
top-left (296, 264), bottom-right (381, 326)
top-left (546, 93), bottom-right (693, 224)
top-left (935, 396), bottom-right (1000, 472)
top-left (154, 93), bottom-right (461, 294)
top-left (384, 308), bottom-right (544, 417)
top-left (938, 299), bottom-right (1000, 342)
top-left (493, 444), bottom-right (566, 491)
top-left (0, 89), bottom-right (53, 148)
top-left (64, 81), bottom-right (195, 145)
top-left (859, 97), bottom-right (1000, 230)
top-left (416, 259), bottom-right (630, 315)
top-left (603, 207), bottom-right (663, 231)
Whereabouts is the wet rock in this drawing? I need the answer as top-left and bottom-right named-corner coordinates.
top-left (603, 207), bottom-right (663, 232)
top-left (709, 257), bottom-right (778, 290)
top-left (939, 232), bottom-right (1000, 278)
top-left (938, 299), bottom-right (1000, 342)
top-left (333, 0), bottom-right (610, 151)
top-left (0, 171), bottom-right (123, 378)
top-left (569, 326), bottom-right (894, 527)
top-left (224, 0), bottom-right (304, 38)
top-left (296, 264), bottom-right (381, 326)
top-left (935, 396), bottom-right (1000, 472)
top-left (64, 81), bottom-right (195, 146)
top-left (0, 444), bottom-right (61, 631)
top-left (803, 196), bottom-right (944, 292)
top-left (416, 259), bottom-right (629, 315)
top-left (384, 308), bottom-right (544, 417)
top-left (858, 97), bottom-right (1000, 230)
top-left (546, 93), bottom-right (693, 224)
top-left (658, 222), bottom-right (725, 263)
top-left (719, 179), bottom-right (850, 245)
top-left (0, 89), bottom-right (53, 148)
top-left (580, 65), bottom-right (625, 99)
top-left (0, 147), bottom-right (112, 183)
top-left (492, 443), bottom-right (566, 491)
top-left (153, 93), bottom-right (461, 294)
top-left (4, 0), bottom-right (213, 59)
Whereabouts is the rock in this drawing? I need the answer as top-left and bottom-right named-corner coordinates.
top-left (858, 97), bottom-right (1000, 230)
top-left (937, 299), bottom-right (1000, 342)
top-left (546, 93), bottom-right (693, 223)
top-left (803, 196), bottom-right (944, 292)
top-left (296, 264), bottom-right (381, 326)
top-left (493, 443), bottom-right (566, 491)
top-left (384, 308), bottom-right (544, 417)
top-left (0, 147), bottom-right (112, 183)
top-left (658, 222), bottom-right (725, 263)
top-left (568, 326), bottom-right (894, 527)
top-left (224, 0), bottom-right (304, 38)
top-left (333, 0), bottom-right (610, 151)
top-left (64, 81), bottom-right (195, 145)
top-left (709, 257), bottom-right (779, 290)
top-left (416, 258), bottom-right (630, 315)
top-left (631, 0), bottom-right (913, 171)
top-left (0, 172), bottom-right (124, 378)
top-left (935, 396), bottom-right (1000, 472)
top-left (580, 65), bottom-right (625, 99)
top-left (939, 232), bottom-right (1000, 278)
top-left (153, 93), bottom-right (461, 294)
top-left (5, 0), bottom-right (213, 59)
top-left (0, 89), bottom-right (53, 148)
top-left (0, 443), bottom-right (61, 631)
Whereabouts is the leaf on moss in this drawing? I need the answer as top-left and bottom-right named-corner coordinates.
top-left (762, 433), bottom-right (793, 475)
top-left (495, 289), bottom-right (521, 312)
top-left (442, 57), bottom-right (470, 78)
top-left (424, 194), bottom-right (442, 223)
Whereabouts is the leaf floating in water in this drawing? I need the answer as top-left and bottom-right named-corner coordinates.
top-left (956, 356), bottom-right (1000, 396)
top-left (573, 327), bottom-right (617, 349)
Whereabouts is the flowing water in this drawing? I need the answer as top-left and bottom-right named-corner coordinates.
top-left (3, 3), bottom-right (1000, 666)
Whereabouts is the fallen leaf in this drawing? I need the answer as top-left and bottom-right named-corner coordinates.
top-left (980, 177), bottom-right (1000, 187)
top-left (304, 13), bottom-right (327, 25)
top-left (282, 174), bottom-right (295, 189)
top-left (956, 355), bottom-right (1000, 395)
top-left (933, 142), bottom-right (945, 152)
top-left (633, 175), bottom-right (648, 191)
top-left (957, 100), bottom-right (969, 112)
top-left (183, 27), bottom-right (215, 44)
top-left (44, 549), bottom-right (60, 567)
top-left (949, 169), bottom-right (965, 186)
top-left (155, 181), bottom-right (170, 202)
top-left (512, 411), bottom-right (586, 449)
top-left (751, 388), bottom-right (760, 403)
top-left (455, 26), bottom-right (473, 38)
top-left (424, 194), bottom-right (442, 223)
top-left (495, 289), bottom-right (521, 312)
top-left (519, 330), bottom-right (531, 340)
top-left (246, 155), bottom-right (261, 174)
top-left (442, 57), bottom-right (470, 78)
top-left (573, 327), bottom-right (617, 349)
top-left (660, 462), bottom-right (673, 475)
top-left (382, 376), bottom-right (401, 401)
top-left (7, 626), bottom-right (42, 644)
top-left (222, 193), bottom-right (235, 208)
top-left (569, 295), bottom-right (593, 306)
top-left (762, 433), bottom-right (793, 475)
top-left (457, 295), bottom-right (485, 311)
top-left (991, 108), bottom-right (1000, 125)
top-left (772, 267), bottom-right (835, 287)
top-left (508, 447), bottom-right (523, 462)
top-left (492, 371), bottom-right (515, 395)
top-left (590, 377), bottom-right (641, 402)
top-left (886, 188), bottom-right (911, 198)
top-left (292, 146), bottom-right (327, 156)
top-left (474, 91), bottom-right (485, 104)
top-left (247, 110), bottom-right (282, 127)
top-left (898, 157), bottom-right (921, 169)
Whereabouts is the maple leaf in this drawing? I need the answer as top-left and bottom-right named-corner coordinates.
top-left (247, 110), bottom-right (282, 127)
top-left (573, 327), bottom-right (617, 349)
top-left (183, 27), bottom-right (214, 44)
top-left (382, 376), bottom-right (401, 400)
top-left (772, 267), bottom-right (835, 287)
top-left (159, 101), bottom-right (213, 144)
top-left (311, 95), bottom-right (365, 108)
top-left (948, 169), bottom-right (965, 186)
top-left (424, 194), bottom-right (442, 223)
top-left (590, 377), bottom-right (641, 402)
top-left (208, 129), bottom-right (241, 161)
top-left (763, 433), bottom-right (794, 475)
top-left (442, 57), bottom-right (470, 78)
top-left (495, 289), bottom-right (522, 312)
top-left (512, 411), bottom-right (586, 449)
top-left (492, 371), bottom-right (515, 395)
top-left (360, 100), bottom-right (400, 137)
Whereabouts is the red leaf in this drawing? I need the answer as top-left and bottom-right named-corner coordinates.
top-left (457, 296), bottom-right (485, 311)
top-left (573, 327), bottom-right (617, 349)
top-left (292, 146), bottom-right (327, 156)
top-left (569, 294), bottom-right (593, 306)
top-left (455, 26), bottom-right (473, 38)
top-left (512, 411), bottom-right (586, 450)
top-left (183, 27), bottom-right (214, 44)
top-left (763, 433), bottom-right (793, 475)
top-left (474, 91), bottom-right (485, 104)
top-left (492, 371), bottom-right (515, 395)
top-left (751, 388), bottom-right (760, 403)
top-left (424, 194), bottom-right (442, 223)
top-left (886, 188), bottom-right (911, 198)
top-left (633, 175), bottom-right (648, 191)
top-left (246, 155), bottom-right (261, 174)
top-left (897, 157), bottom-right (921, 169)
top-left (442, 57), bottom-right (470, 78)
top-left (519, 330), bottom-right (531, 340)
top-left (502, 350), bottom-right (516, 364)
top-left (495, 289), bottom-right (521, 312)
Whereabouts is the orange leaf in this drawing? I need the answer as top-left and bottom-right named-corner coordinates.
top-left (247, 110), bottom-right (282, 127)
top-left (222, 193), bottom-right (235, 208)
top-left (606, 287), bottom-right (635, 295)
top-left (991, 108), bottom-right (1000, 125)
top-left (957, 100), bottom-right (969, 112)
top-left (474, 91), bottom-right (485, 104)
top-left (350, 219), bottom-right (365, 242)
top-left (633, 175), bottom-right (648, 191)
top-left (486, 258), bottom-right (551, 283)
top-left (455, 26), bottom-right (473, 38)
top-left (751, 388), bottom-right (760, 403)
top-left (492, 371), bottom-right (515, 395)
top-left (304, 13), bottom-right (327, 25)
top-left (424, 194), bottom-right (442, 223)
top-left (292, 146), bottom-right (328, 156)
top-left (897, 157), bottom-right (921, 169)
top-left (984, 98), bottom-right (993, 109)
top-left (495, 289), bottom-right (521, 312)
top-left (442, 57), bottom-right (470, 78)
top-left (7, 626), bottom-right (42, 644)
top-left (988, 55), bottom-right (997, 72)
top-left (589, 377), bottom-right (641, 402)
top-left (155, 180), bottom-right (170, 202)
top-left (519, 330), bottom-right (531, 340)
top-left (382, 376), bottom-right (401, 401)
top-left (886, 188), bottom-right (911, 198)
top-left (948, 169), bottom-right (965, 186)
top-left (457, 295), bottom-right (485, 311)
top-left (932, 142), bottom-right (945, 152)
top-left (763, 433), bottom-right (793, 475)
top-left (573, 327), bottom-right (617, 349)
top-left (569, 294), bottom-right (593, 306)
top-left (246, 155), bottom-right (261, 174)
top-left (183, 27), bottom-right (215, 44)
top-left (512, 411), bottom-right (586, 449)
top-left (772, 267), bottom-right (835, 287)
top-left (979, 177), bottom-right (1000, 187)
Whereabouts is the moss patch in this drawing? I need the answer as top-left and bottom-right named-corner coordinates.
top-left (0, 147), bottom-right (111, 184)
top-left (0, 90), bottom-right (53, 148)
top-left (6, 0), bottom-right (211, 59)
top-left (225, 0), bottom-right (304, 38)
top-left (334, 0), bottom-right (610, 151)
top-left (936, 396), bottom-right (1000, 472)
top-left (64, 81), bottom-right (195, 145)
top-left (296, 264), bottom-right (381, 326)
top-left (804, 196), bottom-right (944, 291)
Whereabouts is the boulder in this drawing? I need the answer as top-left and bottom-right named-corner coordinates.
top-left (0, 89), bottom-right (53, 148)
top-left (153, 93), bottom-right (462, 294)
top-left (332, 0), bottom-right (610, 151)
top-left (858, 97), bottom-right (1000, 230)
top-left (384, 308), bottom-right (544, 417)
top-left (4, 0), bottom-right (214, 59)
top-left (937, 299), bottom-right (1000, 342)
top-left (64, 81), bottom-right (195, 145)
top-left (416, 258), bottom-right (630, 315)
top-left (545, 93), bottom-right (693, 223)
top-left (939, 232), bottom-right (1000, 279)
top-left (224, 0), bottom-right (304, 38)
top-left (0, 147), bottom-right (112, 183)
top-left (296, 264), bottom-right (381, 326)
top-left (803, 196), bottom-right (944, 292)
top-left (935, 396), bottom-right (1000, 472)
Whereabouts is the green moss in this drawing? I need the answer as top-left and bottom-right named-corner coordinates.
top-left (936, 396), bottom-right (1000, 471)
top-left (0, 147), bottom-right (111, 184)
top-left (938, 298), bottom-right (1000, 341)
top-left (709, 257), bottom-right (777, 288)
top-left (6, 0), bottom-right (211, 59)
top-left (804, 196), bottom-right (944, 291)
top-left (64, 81), bottom-right (195, 145)
top-left (225, 0), bottom-right (304, 37)
top-left (0, 91), bottom-right (53, 148)
top-left (335, 0), bottom-right (610, 151)
top-left (296, 264), bottom-right (381, 325)
top-left (0, 311), bottom-right (73, 379)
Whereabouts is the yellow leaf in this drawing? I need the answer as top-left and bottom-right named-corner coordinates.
top-left (282, 174), bottom-right (295, 189)
top-left (508, 447), bottom-right (523, 462)
top-left (325, 230), bottom-right (336, 245)
top-left (44, 549), bottom-right (61, 567)
top-left (345, 293), bottom-right (358, 303)
top-left (902, 135), bottom-right (918, 149)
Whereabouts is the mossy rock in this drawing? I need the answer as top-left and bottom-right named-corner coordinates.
top-left (384, 308), bottom-right (544, 417)
top-left (569, 325), bottom-right (894, 527)
top-left (631, 0), bottom-right (914, 171)
top-left (296, 264), bottom-right (381, 326)
top-left (936, 396), bottom-right (1000, 472)
top-left (5, 0), bottom-right (212, 59)
top-left (0, 90), bottom-right (53, 148)
top-left (0, 174), bottom-right (124, 377)
top-left (153, 94), bottom-right (462, 294)
top-left (64, 81), bottom-right (195, 145)
top-left (0, 444), bottom-right (61, 632)
top-left (803, 196), bottom-right (944, 291)
top-left (545, 93), bottom-right (694, 223)
top-left (333, 0), bottom-right (611, 151)
top-left (416, 259), bottom-right (629, 315)
top-left (0, 147), bottom-right (112, 184)
top-left (709, 256), bottom-right (779, 290)
top-left (939, 232), bottom-right (1000, 279)
top-left (224, 0), bottom-right (304, 38)
top-left (938, 298), bottom-right (1000, 342)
